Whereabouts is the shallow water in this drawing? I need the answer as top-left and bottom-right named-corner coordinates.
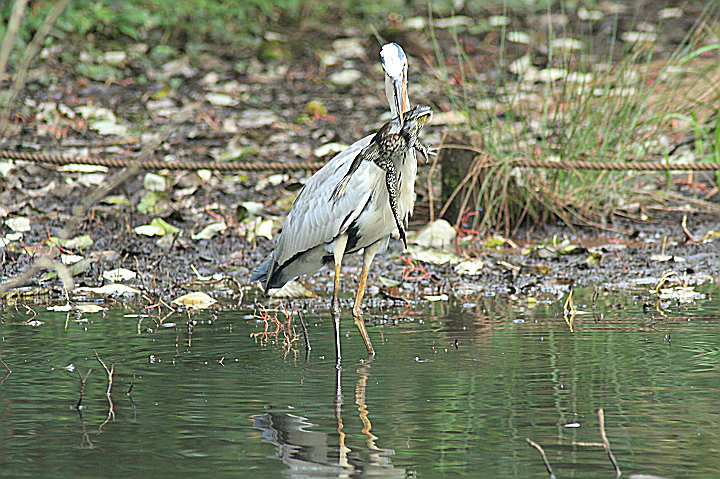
top-left (1, 290), bottom-right (719, 478)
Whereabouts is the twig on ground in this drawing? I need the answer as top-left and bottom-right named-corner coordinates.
top-left (0, 255), bottom-right (74, 296)
top-left (526, 437), bottom-right (556, 479)
top-left (681, 215), bottom-right (700, 243)
top-left (598, 408), bottom-right (622, 477)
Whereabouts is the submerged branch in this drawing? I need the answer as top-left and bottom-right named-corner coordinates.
top-left (526, 437), bottom-right (556, 479)
top-left (598, 408), bottom-right (622, 477)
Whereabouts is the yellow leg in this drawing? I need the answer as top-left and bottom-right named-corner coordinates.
top-left (332, 235), bottom-right (348, 362)
top-left (352, 241), bottom-right (381, 356)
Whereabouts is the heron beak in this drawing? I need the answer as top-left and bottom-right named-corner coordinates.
top-left (393, 76), bottom-right (407, 125)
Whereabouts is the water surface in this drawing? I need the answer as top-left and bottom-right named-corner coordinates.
top-left (1, 291), bottom-right (719, 478)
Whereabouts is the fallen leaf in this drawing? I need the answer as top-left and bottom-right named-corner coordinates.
top-left (507, 31), bottom-right (531, 44)
top-left (6, 217), bottom-right (31, 232)
top-left (410, 219), bottom-right (456, 249)
top-left (61, 254), bottom-right (84, 265)
top-left (621, 31), bottom-right (657, 43)
top-left (143, 172), bottom-right (167, 192)
top-left (314, 142), bottom-right (349, 157)
top-left (424, 293), bottom-right (449, 302)
top-left (304, 100), bottom-right (327, 116)
top-left (102, 268), bottom-right (137, 282)
top-left (254, 173), bottom-right (289, 191)
top-left (150, 217), bottom-right (181, 235)
top-left (0, 161), bottom-right (15, 176)
top-left (408, 245), bottom-right (461, 265)
top-left (650, 254), bottom-right (680, 262)
top-left (378, 276), bottom-right (401, 288)
top-left (454, 259), bottom-right (485, 275)
top-left (331, 38), bottom-right (365, 59)
top-left (328, 69), bottom-right (362, 86)
top-left (236, 109), bottom-right (279, 129)
top-left (75, 304), bottom-right (106, 313)
top-left (489, 15), bottom-right (510, 26)
top-left (76, 284), bottom-right (141, 295)
top-left (430, 110), bottom-right (467, 126)
top-left (102, 50), bottom-right (127, 65)
top-left (137, 191), bottom-right (168, 214)
top-left (134, 224), bottom-right (165, 236)
top-left (206, 92), bottom-right (236, 106)
top-left (255, 218), bottom-right (273, 241)
top-left (702, 230), bottom-right (720, 243)
top-left (77, 173), bottom-right (106, 187)
top-left (238, 201), bottom-right (264, 219)
top-left (434, 16), bottom-right (474, 28)
top-left (192, 221), bottom-right (227, 240)
top-left (101, 195), bottom-right (130, 205)
top-left (658, 286), bottom-right (703, 303)
top-left (58, 164), bottom-right (109, 173)
top-left (171, 291), bottom-right (217, 309)
top-left (586, 251), bottom-right (603, 265)
top-left (92, 120), bottom-right (128, 136)
top-left (50, 234), bottom-right (94, 250)
top-left (267, 280), bottom-right (316, 298)
top-left (551, 38), bottom-right (583, 51)
top-left (48, 303), bottom-right (73, 312)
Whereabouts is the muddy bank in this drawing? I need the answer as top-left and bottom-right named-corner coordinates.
top-left (2, 2), bottom-right (719, 313)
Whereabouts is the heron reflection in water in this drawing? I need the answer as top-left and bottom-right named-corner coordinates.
top-left (251, 361), bottom-right (403, 477)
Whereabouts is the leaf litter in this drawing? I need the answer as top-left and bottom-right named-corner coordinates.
top-left (1, 4), bottom-right (719, 325)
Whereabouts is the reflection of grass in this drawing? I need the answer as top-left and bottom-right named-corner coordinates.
top-left (688, 342), bottom-right (720, 371)
top-left (431, 3), bottom-right (720, 234)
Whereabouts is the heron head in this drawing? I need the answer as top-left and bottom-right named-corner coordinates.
top-left (380, 43), bottom-right (409, 125)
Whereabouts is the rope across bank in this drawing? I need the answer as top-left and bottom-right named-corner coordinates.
top-left (2, 147), bottom-right (719, 172)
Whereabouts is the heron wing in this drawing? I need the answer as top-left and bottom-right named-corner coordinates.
top-left (272, 133), bottom-right (384, 268)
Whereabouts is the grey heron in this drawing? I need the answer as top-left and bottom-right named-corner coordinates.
top-left (251, 42), bottom-right (417, 359)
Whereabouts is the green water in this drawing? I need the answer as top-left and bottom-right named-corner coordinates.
top-left (0, 293), bottom-right (719, 478)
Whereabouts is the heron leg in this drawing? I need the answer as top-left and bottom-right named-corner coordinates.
top-left (352, 241), bottom-right (382, 356)
top-left (332, 234), bottom-right (349, 361)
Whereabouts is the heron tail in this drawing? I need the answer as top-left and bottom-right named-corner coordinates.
top-left (250, 256), bottom-right (274, 293)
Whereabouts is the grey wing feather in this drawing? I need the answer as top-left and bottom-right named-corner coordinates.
top-left (272, 133), bottom-right (383, 268)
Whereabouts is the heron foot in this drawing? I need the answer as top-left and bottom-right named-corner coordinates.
top-left (353, 309), bottom-right (375, 356)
